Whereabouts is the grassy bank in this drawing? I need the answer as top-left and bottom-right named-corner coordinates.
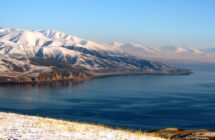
top-left (0, 112), bottom-right (214, 140)
top-left (0, 112), bottom-right (164, 140)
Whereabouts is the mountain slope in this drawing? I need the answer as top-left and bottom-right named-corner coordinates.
top-left (0, 28), bottom-right (191, 83)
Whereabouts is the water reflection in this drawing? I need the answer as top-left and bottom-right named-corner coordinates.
top-left (0, 65), bottom-right (215, 130)
top-left (0, 80), bottom-right (85, 89)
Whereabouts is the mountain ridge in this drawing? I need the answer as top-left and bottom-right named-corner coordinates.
top-left (0, 27), bottom-right (191, 84)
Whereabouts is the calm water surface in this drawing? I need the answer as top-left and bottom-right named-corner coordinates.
top-left (0, 64), bottom-right (215, 130)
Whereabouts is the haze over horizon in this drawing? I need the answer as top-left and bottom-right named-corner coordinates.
top-left (1, 0), bottom-right (215, 48)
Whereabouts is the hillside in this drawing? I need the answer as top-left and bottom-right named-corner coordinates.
top-left (0, 28), bottom-right (191, 84)
top-left (0, 112), bottom-right (214, 140)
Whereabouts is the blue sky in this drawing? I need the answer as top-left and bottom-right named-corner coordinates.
top-left (1, 0), bottom-right (215, 48)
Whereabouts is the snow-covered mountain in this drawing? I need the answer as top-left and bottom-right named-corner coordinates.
top-left (0, 27), bottom-right (191, 83)
top-left (110, 42), bottom-right (215, 63)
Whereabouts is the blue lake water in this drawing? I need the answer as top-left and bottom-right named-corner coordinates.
top-left (0, 64), bottom-right (215, 130)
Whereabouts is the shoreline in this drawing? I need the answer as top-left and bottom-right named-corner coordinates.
top-left (0, 112), bottom-right (214, 140)
top-left (0, 70), bottom-right (192, 85)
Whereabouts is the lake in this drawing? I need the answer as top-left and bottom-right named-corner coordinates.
top-left (0, 64), bottom-right (215, 130)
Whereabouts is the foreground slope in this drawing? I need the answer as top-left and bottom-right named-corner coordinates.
top-left (0, 112), bottom-right (165, 140)
top-left (0, 28), bottom-right (191, 83)
top-left (0, 112), bottom-right (214, 140)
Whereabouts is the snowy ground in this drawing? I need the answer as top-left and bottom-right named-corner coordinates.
top-left (0, 112), bottom-right (165, 140)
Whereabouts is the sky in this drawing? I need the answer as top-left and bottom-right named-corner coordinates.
top-left (1, 0), bottom-right (215, 48)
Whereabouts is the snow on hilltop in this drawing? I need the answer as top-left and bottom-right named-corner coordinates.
top-left (0, 112), bottom-right (166, 140)
top-left (0, 28), bottom-right (110, 55)
top-left (0, 27), bottom-right (118, 73)
top-left (0, 27), bottom-right (214, 64)
top-left (109, 43), bottom-right (215, 63)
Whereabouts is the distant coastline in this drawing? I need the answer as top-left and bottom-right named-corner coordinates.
top-left (0, 69), bottom-right (192, 85)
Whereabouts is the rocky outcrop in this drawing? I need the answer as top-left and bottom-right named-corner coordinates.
top-left (0, 57), bottom-right (192, 84)
top-left (0, 67), bottom-right (192, 84)
top-left (0, 69), bottom-right (92, 84)
top-left (150, 128), bottom-right (215, 140)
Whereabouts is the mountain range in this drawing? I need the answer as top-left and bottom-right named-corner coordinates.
top-left (108, 43), bottom-right (215, 64)
top-left (0, 27), bottom-right (192, 83)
